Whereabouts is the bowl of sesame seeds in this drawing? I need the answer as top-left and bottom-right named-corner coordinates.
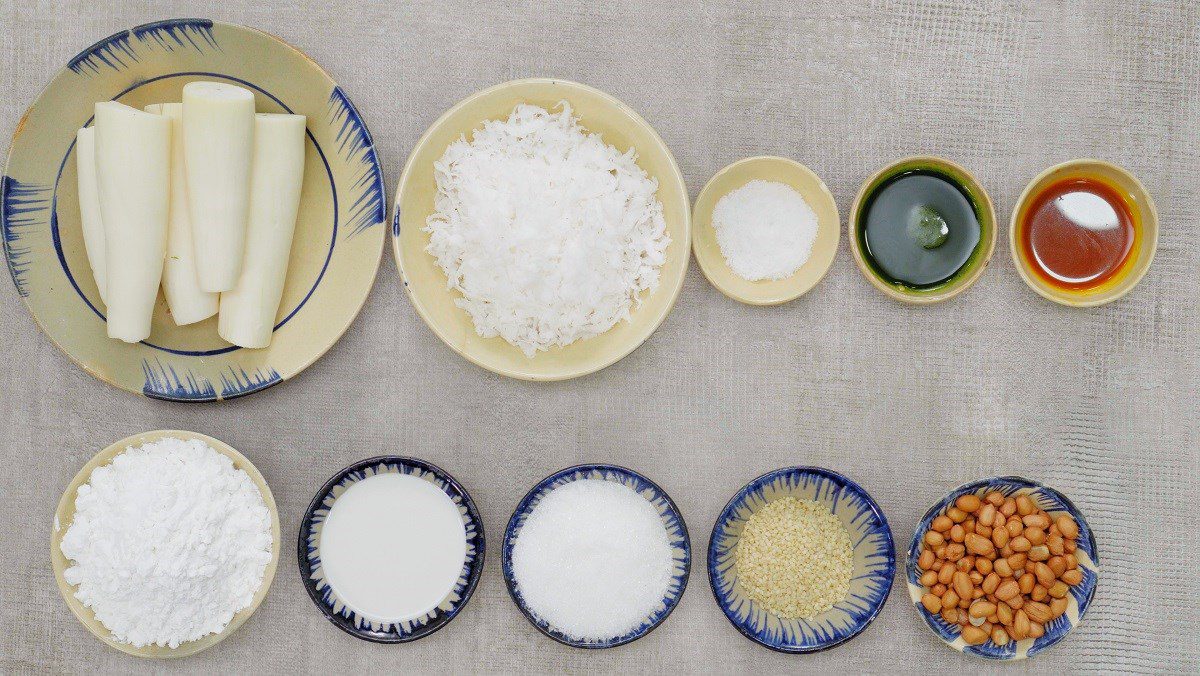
top-left (707, 466), bottom-right (895, 653)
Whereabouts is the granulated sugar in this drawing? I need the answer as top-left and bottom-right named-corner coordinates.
top-left (713, 179), bottom-right (818, 281)
top-left (59, 437), bottom-right (273, 648)
top-left (510, 479), bottom-right (673, 640)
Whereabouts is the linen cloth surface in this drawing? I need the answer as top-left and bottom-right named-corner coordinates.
top-left (1, 1), bottom-right (1197, 673)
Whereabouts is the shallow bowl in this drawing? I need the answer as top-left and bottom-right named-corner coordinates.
top-left (2, 19), bottom-right (386, 401)
top-left (708, 466), bottom-right (895, 653)
top-left (393, 78), bottom-right (690, 381)
top-left (297, 456), bottom-right (485, 643)
top-left (906, 476), bottom-right (1099, 660)
top-left (692, 156), bottom-right (840, 305)
top-left (502, 463), bottom-right (691, 648)
top-left (848, 156), bottom-right (996, 304)
top-left (1009, 159), bottom-right (1158, 307)
top-left (51, 429), bottom-right (281, 658)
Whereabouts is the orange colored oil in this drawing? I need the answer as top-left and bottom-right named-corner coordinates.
top-left (1019, 177), bottom-right (1136, 291)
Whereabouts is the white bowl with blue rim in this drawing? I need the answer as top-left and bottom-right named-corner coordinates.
top-left (708, 466), bottom-right (895, 653)
top-left (1, 19), bottom-right (386, 401)
top-left (298, 456), bottom-right (484, 643)
top-left (502, 463), bottom-right (691, 648)
top-left (906, 476), bottom-right (1099, 660)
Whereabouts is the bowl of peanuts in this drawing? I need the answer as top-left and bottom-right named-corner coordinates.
top-left (905, 476), bottom-right (1099, 660)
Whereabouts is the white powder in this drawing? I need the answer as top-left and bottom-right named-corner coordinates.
top-left (713, 179), bottom-right (819, 281)
top-left (424, 102), bottom-right (670, 357)
top-left (59, 437), bottom-right (273, 648)
top-left (511, 479), bottom-right (673, 640)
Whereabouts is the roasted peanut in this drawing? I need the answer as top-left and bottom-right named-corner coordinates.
top-left (932, 583), bottom-right (947, 596)
top-left (1050, 597), bottom-right (1068, 618)
top-left (992, 626), bottom-right (1010, 646)
top-left (1056, 515), bottom-right (1079, 539)
top-left (1025, 527), bottom-right (1046, 546)
top-left (932, 515), bottom-right (953, 532)
top-left (1013, 609), bottom-right (1031, 639)
top-left (965, 533), bottom-right (994, 556)
top-left (993, 557), bottom-right (1013, 578)
top-left (1028, 545), bottom-right (1050, 562)
top-left (1031, 584), bottom-right (1048, 602)
top-left (975, 557), bottom-right (993, 576)
top-left (939, 562), bottom-right (956, 585)
top-left (947, 506), bottom-right (968, 523)
top-left (995, 579), bottom-right (1020, 601)
top-left (1028, 621), bottom-right (1045, 639)
top-left (1023, 513), bottom-right (1050, 529)
top-left (961, 625), bottom-right (988, 645)
top-left (1048, 581), bottom-right (1069, 599)
top-left (920, 570), bottom-right (938, 587)
top-left (969, 599), bottom-right (997, 618)
top-left (922, 593), bottom-right (942, 613)
top-left (925, 530), bottom-right (945, 547)
top-left (919, 549), bottom-right (936, 570)
top-left (956, 494), bottom-right (982, 512)
top-left (953, 571), bottom-right (973, 600)
top-left (982, 572), bottom-right (1001, 594)
top-left (1034, 562), bottom-right (1056, 587)
top-left (1061, 568), bottom-right (1083, 586)
top-left (1010, 536), bottom-right (1031, 553)
top-left (1016, 495), bottom-right (1035, 516)
top-left (950, 524), bottom-right (966, 543)
top-left (1000, 498), bottom-right (1017, 516)
top-left (1019, 573), bottom-right (1036, 595)
top-left (943, 589), bottom-right (960, 609)
top-left (1024, 601), bottom-right (1053, 624)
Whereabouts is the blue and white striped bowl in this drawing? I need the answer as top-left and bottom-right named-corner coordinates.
top-left (502, 464), bottom-right (691, 649)
top-left (906, 476), bottom-right (1099, 660)
top-left (708, 466), bottom-right (895, 653)
top-left (298, 456), bottom-right (484, 643)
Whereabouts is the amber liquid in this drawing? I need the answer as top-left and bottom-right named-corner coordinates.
top-left (1020, 177), bottom-right (1135, 290)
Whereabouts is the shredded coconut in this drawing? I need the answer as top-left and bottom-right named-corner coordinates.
top-left (511, 479), bottom-right (673, 640)
top-left (59, 437), bottom-right (273, 648)
top-left (713, 179), bottom-right (818, 281)
top-left (424, 102), bottom-right (670, 356)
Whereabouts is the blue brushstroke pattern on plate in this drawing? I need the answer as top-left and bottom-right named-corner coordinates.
top-left (297, 456), bottom-right (484, 643)
top-left (905, 476), bottom-right (1099, 660)
top-left (708, 466), bottom-right (895, 653)
top-left (502, 463), bottom-right (691, 649)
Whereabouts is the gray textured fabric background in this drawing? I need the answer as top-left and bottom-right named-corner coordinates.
top-left (2, 1), bottom-right (1198, 674)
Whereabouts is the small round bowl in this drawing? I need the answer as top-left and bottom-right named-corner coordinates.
top-left (848, 156), bottom-right (996, 304)
top-left (1009, 159), bottom-right (1158, 307)
top-left (2, 19), bottom-right (386, 401)
top-left (906, 476), bottom-right (1099, 660)
top-left (692, 156), bottom-right (840, 305)
top-left (502, 464), bottom-right (691, 648)
top-left (708, 467), bottom-right (895, 653)
top-left (52, 430), bottom-right (281, 658)
top-left (298, 456), bottom-right (485, 643)
top-left (394, 78), bottom-right (690, 381)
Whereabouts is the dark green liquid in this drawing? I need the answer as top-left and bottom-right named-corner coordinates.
top-left (861, 171), bottom-right (981, 288)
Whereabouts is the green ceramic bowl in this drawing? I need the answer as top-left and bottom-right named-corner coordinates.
top-left (848, 156), bottom-right (996, 304)
top-left (2, 19), bottom-right (386, 401)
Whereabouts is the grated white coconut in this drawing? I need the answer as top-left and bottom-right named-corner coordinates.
top-left (424, 102), bottom-right (670, 357)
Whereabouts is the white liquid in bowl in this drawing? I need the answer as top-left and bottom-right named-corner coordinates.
top-left (318, 473), bottom-right (467, 623)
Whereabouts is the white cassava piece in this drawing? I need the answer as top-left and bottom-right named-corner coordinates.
top-left (59, 437), bottom-right (273, 648)
top-left (424, 102), bottom-right (670, 357)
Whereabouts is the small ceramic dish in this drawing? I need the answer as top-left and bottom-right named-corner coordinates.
top-left (502, 463), bottom-right (691, 648)
top-left (708, 466), bottom-right (895, 653)
top-left (51, 430), bottom-right (280, 658)
top-left (848, 156), bottom-right (996, 304)
top-left (2, 19), bottom-right (386, 401)
top-left (691, 156), bottom-right (840, 305)
top-left (298, 456), bottom-right (485, 643)
top-left (1009, 159), bottom-right (1158, 307)
top-left (394, 78), bottom-right (690, 381)
top-left (906, 476), bottom-right (1099, 660)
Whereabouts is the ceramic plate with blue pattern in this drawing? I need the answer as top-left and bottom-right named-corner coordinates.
top-left (1, 19), bottom-right (386, 401)
top-left (298, 456), bottom-right (485, 643)
top-left (709, 466), bottom-right (895, 653)
top-left (502, 464), bottom-right (691, 648)
top-left (906, 476), bottom-right (1099, 660)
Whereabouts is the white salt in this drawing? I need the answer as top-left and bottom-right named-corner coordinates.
top-left (511, 479), bottom-right (673, 640)
top-left (712, 179), bottom-right (818, 281)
